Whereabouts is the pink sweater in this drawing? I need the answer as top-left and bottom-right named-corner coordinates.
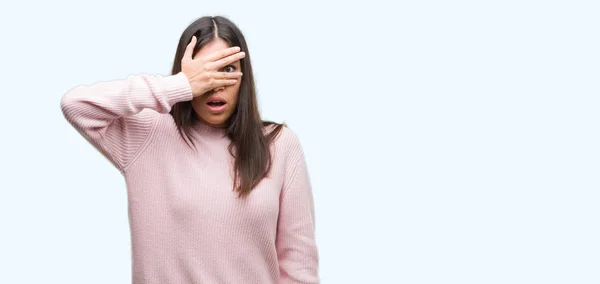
top-left (60, 72), bottom-right (319, 284)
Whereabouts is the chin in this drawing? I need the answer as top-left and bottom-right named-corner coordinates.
top-left (199, 115), bottom-right (228, 128)
top-left (210, 121), bottom-right (228, 128)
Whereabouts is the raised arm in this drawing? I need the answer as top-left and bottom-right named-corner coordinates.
top-left (59, 36), bottom-right (245, 173)
top-left (60, 72), bottom-right (193, 172)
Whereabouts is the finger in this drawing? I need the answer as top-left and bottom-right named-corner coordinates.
top-left (205, 46), bottom-right (242, 62)
top-left (211, 79), bottom-right (239, 88)
top-left (208, 51), bottom-right (246, 70)
top-left (212, 71), bottom-right (243, 80)
top-left (183, 36), bottom-right (197, 60)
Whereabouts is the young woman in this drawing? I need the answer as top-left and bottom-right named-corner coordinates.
top-left (60, 15), bottom-right (319, 284)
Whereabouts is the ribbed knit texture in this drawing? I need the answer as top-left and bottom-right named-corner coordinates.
top-left (60, 72), bottom-right (319, 284)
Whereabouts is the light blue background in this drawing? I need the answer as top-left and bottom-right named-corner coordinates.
top-left (1, 0), bottom-right (598, 283)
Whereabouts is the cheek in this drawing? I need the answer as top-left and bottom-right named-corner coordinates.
top-left (227, 89), bottom-right (241, 108)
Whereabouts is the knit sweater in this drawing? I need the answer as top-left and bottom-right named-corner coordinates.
top-left (60, 72), bottom-right (319, 284)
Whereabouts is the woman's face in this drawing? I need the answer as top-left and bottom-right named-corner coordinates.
top-left (191, 38), bottom-right (242, 128)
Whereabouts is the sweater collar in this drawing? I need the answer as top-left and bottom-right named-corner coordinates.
top-left (192, 119), bottom-right (228, 139)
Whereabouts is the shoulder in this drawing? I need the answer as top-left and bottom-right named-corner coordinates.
top-left (264, 124), bottom-right (305, 167)
top-left (263, 123), bottom-right (301, 149)
top-left (136, 110), bottom-right (187, 145)
top-left (279, 126), bottom-right (302, 150)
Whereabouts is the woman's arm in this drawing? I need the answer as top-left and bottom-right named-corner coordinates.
top-left (60, 72), bottom-right (193, 173)
top-left (276, 130), bottom-right (320, 284)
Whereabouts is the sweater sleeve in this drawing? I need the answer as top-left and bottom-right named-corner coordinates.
top-left (276, 130), bottom-right (320, 284)
top-left (60, 71), bottom-right (193, 173)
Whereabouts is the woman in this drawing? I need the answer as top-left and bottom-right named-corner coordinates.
top-left (60, 16), bottom-right (319, 284)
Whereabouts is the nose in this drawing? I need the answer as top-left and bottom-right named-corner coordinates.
top-left (213, 86), bottom-right (226, 92)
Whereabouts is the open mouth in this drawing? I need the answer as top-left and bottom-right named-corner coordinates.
top-left (207, 101), bottom-right (226, 107)
top-left (206, 97), bottom-right (227, 113)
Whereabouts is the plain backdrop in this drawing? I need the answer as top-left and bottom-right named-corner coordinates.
top-left (0, 0), bottom-right (599, 283)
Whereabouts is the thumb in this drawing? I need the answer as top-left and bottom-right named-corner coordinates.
top-left (183, 36), bottom-right (197, 60)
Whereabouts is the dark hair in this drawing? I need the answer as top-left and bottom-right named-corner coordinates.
top-left (169, 16), bottom-right (285, 198)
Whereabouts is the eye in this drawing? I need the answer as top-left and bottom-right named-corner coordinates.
top-left (223, 65), bottom-right (236, 72)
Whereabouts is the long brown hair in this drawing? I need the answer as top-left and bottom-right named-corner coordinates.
top-left (169, 16), bottom-right (285, 198)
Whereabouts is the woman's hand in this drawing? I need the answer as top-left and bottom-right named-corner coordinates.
top-left (181, 36), bottom-right (245, 98)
